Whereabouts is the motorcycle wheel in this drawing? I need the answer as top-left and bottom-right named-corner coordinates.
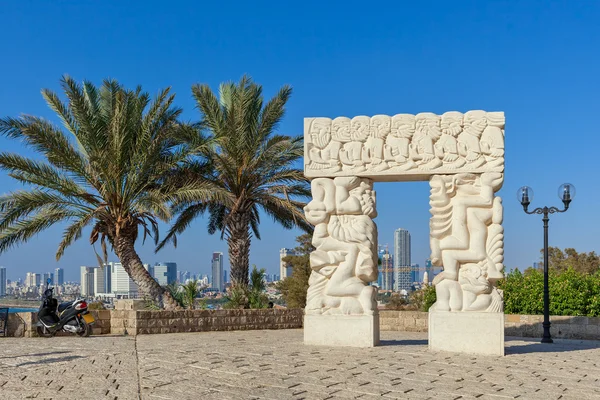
top-left (36, 325), bottom-right (55, 338)
top-left (76, 320), bottom-right (92, 337)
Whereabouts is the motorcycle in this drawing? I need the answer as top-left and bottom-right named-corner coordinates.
top-left (35, 278), bottom-right (95, 338)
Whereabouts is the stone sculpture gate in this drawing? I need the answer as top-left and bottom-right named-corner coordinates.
top-left (302, 111), bottom-right (506, 356)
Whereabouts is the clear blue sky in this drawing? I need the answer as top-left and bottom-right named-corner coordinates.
top-left (1, 1), bottom-right (599, 281)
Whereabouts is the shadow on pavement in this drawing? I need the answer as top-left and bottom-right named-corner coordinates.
top-left (0, 351), bottom-right (72, 360)
top-left (380, 339), bottom-right (428, 346)
top-left (17, 355), bottom-right (85, 367)
top-left (505, 336), bottom-right (600, 355)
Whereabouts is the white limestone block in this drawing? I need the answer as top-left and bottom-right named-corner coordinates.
top-left (304, 314), bottom-right (380, 347)
top-left (304, 111), bottom-right (505, 180)
top-left (429, 312), bottom-right (504, 356)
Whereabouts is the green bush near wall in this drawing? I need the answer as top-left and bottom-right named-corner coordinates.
top-left (415, 267), bottom-right (600, 316)
top-left (500, 268), bottom-right (600, 317)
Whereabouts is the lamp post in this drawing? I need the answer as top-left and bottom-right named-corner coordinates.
top-left (517, 183), bottom-right (575, 344)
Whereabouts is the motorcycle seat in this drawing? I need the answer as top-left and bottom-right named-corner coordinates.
top-left (57, 302), bottom-right (72, 313)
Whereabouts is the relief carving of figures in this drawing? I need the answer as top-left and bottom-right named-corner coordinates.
top-left (304, 111), bottom-right (505, 178)
top-left (385, 114), bottom-right (416, 171)
top-left (364, 115), bottom-right (391, 171)
top-left (339, 116), bottom-right (369, 172)
top-left (411, 113), bottom-right (443, 170)
top-left (304, 177), bottom-right (378, 316)
top-left (306, 117), bottom-right (341, 173)
top-left (429, 172), bottom-right (504, 313)
top-left (436, 112), bottom-right (466, 169)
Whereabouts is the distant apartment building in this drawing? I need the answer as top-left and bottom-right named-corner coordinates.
top-left (111, 262), bottom-right (138, 297)
top-left (55, 268), bottom-right (64, 285)
top-left (280, 248), bottom-right (298, 279)
top-left (211, 252), bottom-right (224, 292)
top-left (393, 228), bottom-right (411, 292)
top-left (0, 267), bottom-right (6, 296)
top-left (42, 272), bottom-right (54, 286)
top-left (378, 245), bottom-right (394, 291)
top-left (410, 264), bottom-right (420, 285)
top-left (80, 266), bottom-right (95, 297)
top-left (424, 259), bottom-right (433, 283)
top-left (25, 272), bottom-right (41, 287)
top-left (153, 262), bottom-right (177, 286)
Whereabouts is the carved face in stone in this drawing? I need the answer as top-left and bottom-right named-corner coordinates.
top-left (369, 115), bottom-right (391, 140)
top-left (390, 114), bottom-right (415, 139)
top-left (350, 116), bottom-right (370, 142)
top-left (463, 111), bottom-right (487, 137)
top-left (441, 112), bottom-right (463, 137)
top-left (331, 117), bottom-right (352, 143)
top-left (309, 118), bottom-right (332, 149)
top-left (454, 174), bottom-right (481, 196)
top-left (415, 113), bottom-right (441, 140)
top-left (304, 193), bottom-right (330, 225)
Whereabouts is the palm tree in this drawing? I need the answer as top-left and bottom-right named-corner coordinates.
top-left (0, 76), bottom-right (211, 309)
top-left (158, 76), bottom-right (312, 287)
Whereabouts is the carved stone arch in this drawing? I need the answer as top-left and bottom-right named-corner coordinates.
top-left (303, 111), bottom-right (506, 355)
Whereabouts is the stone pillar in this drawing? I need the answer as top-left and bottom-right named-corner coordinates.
top-left (303, 177), bottom-right (380, 347)
top-left (428, 172), bottom-right (505, 355)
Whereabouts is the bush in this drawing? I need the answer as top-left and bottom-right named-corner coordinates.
top-left (498, 267), bottom-right (600, 317)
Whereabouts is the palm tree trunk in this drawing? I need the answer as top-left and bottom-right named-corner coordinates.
top-left (227, 212), bottom-right (251, 287)
top-left (114, 234), bottom-right (180, 310)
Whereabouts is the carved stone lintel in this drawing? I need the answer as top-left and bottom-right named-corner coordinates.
top-left (304, 111), bottom-right (505, 179)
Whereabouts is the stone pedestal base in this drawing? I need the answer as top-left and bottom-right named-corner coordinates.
top-left (304, 314), bottom-right (380, 347)
top-left (429, 312), bottom-right (504, 356)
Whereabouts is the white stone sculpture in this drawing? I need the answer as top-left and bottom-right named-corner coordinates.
top-left (304, 177), bottom-right (378, 316)
top-left (429, 172), bottom-right (504, 313)
top-left (303, 110), bottom-right (505, 355)
top-left (304, 111), bottom-right (505, 179)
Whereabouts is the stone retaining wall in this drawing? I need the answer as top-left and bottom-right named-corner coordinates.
top-left (379, 311), bottom-right (600, 340)
top-left (111, 307), bottom-right (304, 335)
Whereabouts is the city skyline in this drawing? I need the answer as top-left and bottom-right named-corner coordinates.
top-left (0, 3), bottom-right (598, 286)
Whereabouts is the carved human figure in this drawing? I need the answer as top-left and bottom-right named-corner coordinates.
top-left (306, 117), bottom-right (340, 172)
top-left (458, 110), bottom-right (486, 168)
top-left (436, 111), bottom-right (466, 169)
top-left (330, 116), bottom-right (351, 165)
top-left (429, 172), bottom-right (504, 312)
top-left (480, 112), bottom-right (505, 169)
top-left (304, 177), bottom-right (378, 316)
top-left (364, 115), bottom-right (391, 171)
top-left (411, 113), bottom-right (443, 169)
top-left (338, 116), bottom-right (369, 172)
top-left (385, 114), bottom-right (416, 171)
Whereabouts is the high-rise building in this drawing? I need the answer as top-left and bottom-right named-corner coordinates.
top-left (80, 266), bottom-right (95, 297)
top-left (280, 248), bottom-right (297, 279)
top-left (424, 259), bottom-right (433, 283)
top-left (93, 267), bottom-right (104, 295)
top-left (393, 228), bottom-right (411, 292)
top-left (153, 262), bottom-right (177, 286)
top-left (411, 264), bottom-right (420, 285)
top-left (0, 267), bottom-right (6, 296)
top-left (223, 269), bottom-right (228, 284)
top-left (111, 262), bottom-right (138, 297)
top-left (378, 245), bottom-right (394, 291)
top-left (42, 272), bottom-right (54, 286)
top-left (25, 272), bottom-right (41, 287)
top-left (211, 252), bottom-right (224, 292)
top-left (55, 268), bottom-right (64, 285)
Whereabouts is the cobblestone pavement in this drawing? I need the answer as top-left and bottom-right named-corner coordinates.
top-left (1, 330), bottom-right (600, 400)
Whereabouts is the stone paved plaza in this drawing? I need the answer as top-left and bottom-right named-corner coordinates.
top-left (1, 330), bottom-right (600, 400)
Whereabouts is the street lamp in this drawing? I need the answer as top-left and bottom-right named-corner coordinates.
top-left (517, 183), bottom-right (575, 343)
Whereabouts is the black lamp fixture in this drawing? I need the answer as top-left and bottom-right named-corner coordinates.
top-left (517, 183), bottom-right (575, 343)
